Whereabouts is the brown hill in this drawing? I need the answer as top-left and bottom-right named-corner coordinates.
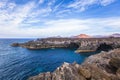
top-left (74, 34), bottom-right (91, 38)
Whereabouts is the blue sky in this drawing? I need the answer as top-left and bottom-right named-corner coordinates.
top-left (0, 0), bottom-right (120, 38)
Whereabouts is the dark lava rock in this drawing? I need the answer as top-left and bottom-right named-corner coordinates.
top-left (11, 38), bottom-right (120, 52)
top-left (11, 43), bottom-right (20, 47)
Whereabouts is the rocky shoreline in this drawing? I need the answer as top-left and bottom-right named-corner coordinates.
top-left (11, 38), bottom-right (120, 80)
top-left (11, 38), bottom-right (120, 53)
top-left (28, 48), bottom-right (120, 80)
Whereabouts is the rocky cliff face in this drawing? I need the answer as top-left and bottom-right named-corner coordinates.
top-left (11, 38), bottom-right (120, 52)
top-left (28, 49), bottom-right (120, 80)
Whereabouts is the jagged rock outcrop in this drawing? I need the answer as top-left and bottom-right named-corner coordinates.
top-left (28, 48), bottom-right (120, 80)
top-left (11, 38), bottom-right (120, 52)
top-left (11, 43), bottom-right (20, 47)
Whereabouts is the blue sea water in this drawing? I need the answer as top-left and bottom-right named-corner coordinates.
top-left (0, 39), bottom-right (99, 80)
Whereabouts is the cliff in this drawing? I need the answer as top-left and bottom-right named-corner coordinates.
top-left (28, 48), bottom-right (120, 80)
top-left (11, 38), bottom-right (120, 52)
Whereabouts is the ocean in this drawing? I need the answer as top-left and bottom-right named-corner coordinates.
top-left (0, 39), bottom-right (99, 80)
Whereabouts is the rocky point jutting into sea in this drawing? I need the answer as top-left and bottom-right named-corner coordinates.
top-left (11, 38), bottom-right (120, 53)
top-left (28, 48), bottom-right (120, 80)
top-left (11, 37), bottom-right (120, 80)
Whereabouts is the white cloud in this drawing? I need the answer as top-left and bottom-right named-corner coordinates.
top-left (0, 0), bottom-right (8, 8)
top-left (100, 0), bottom-right (116, 6)
top-left (0, 1), bottom-right (35, 27)
top-left (52, 0), bottom-right (64, 12)
top-left (29, 7), bottom-right (52, 19)
top-left (47, 0), bottom-right (56, 6)
top-left (7, 2), bottom-right (16, 9)
top-left (0, 0), bottom-right (119, 38)
top-left (39, 0), bottom-right (44, 4)
top-left (0, 17), bottom-right (120, 38)
top-left (67, 0), bottom-right (116, 11)
top-left (0, 1), bottom-right (36, 38)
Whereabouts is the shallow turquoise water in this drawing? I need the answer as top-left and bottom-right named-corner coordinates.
top-left (0, 39), bottom-right (99, 80)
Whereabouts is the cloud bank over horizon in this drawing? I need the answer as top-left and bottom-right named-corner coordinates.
top-left (0, 0), bottom-right (120, 38)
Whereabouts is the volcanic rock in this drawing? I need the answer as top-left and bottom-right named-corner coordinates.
top-left (11, 38), bottom-right (120, 53)
top-left (28, 48), bottom-right (120, 80)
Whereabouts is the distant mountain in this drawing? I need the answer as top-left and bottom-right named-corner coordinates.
top-left (73, 33), bottom-right (120, 38)
top-left (42, 33), bottom-right (120, 39)
top-left (73, 34), bottom-right (92, 38)
top-left (110, 33), bottom-right (120, 38)
top-left (94, 33), bottom-right (120, 38)
top-left (93, 35), bottom-right (108, 38)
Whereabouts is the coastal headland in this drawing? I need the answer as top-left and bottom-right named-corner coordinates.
top-left (11, 38), bottom-right (120, 80)
top-left (11, 38), bottom-right (120, 53)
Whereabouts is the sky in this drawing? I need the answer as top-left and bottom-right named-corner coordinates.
top-left (0, 0), bottom-right (120, 38)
